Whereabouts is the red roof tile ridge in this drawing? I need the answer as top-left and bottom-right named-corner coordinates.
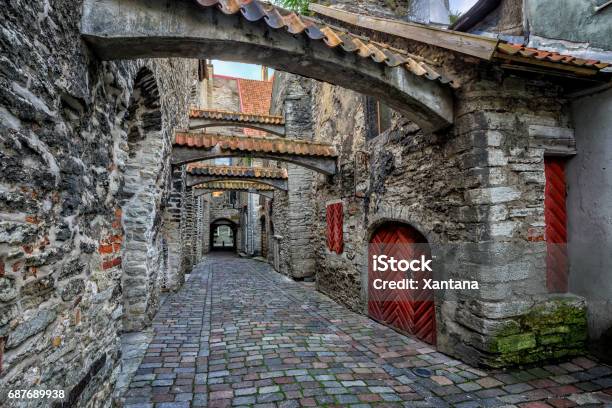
top-left (498, 42), bottom-right (610, 70)
top-left (174, 132), bottom-right (338, 157)
top-left (189, 107), bottom-right (284, 122)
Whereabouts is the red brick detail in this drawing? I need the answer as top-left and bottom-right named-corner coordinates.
top-left (102, 257), bottom-right (122, 270)
top-left (326, 202), bottom-right (343, 254)
top-left (25, 215), bottom-right (40, 224)
top-left (110, 234), bottom-right (123, 244)
top-left (0, 260), bottom-right (4, 277)
top-left (98, 244), bottom-right (114, 255)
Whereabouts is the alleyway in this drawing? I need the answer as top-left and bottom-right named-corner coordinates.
top-left (122, 256), bottom-right (612, 408)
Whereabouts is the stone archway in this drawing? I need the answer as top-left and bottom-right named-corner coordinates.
top-left (119, 67), bottom-right (168, 332)
top-left (80, 0), bottom-right (454, 132)
top-left (210, 218), bottom-right (238, 251)
top-left (368, 221), bottom-right (437, 345)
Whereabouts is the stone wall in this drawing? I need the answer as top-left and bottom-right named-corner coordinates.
top-left (269, 73), bottom-right (317, 279)
top-left (271, 59), bottom-right (588, 366)
top-left (0, 1), bottom-right (195, 405)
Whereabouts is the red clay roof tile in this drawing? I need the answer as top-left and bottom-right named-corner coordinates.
top-left (193, 181), bottom-right (275, 191)
top-left (496, 43), bottom-right (610, 71)
top-left (193, 0), bottom-right (457, 87)
top-left (187, 164), bottom-right (288, 179)
top-left (189, 108), bottom-right (284, 125)
top-left (174, 132), bottom-right (337, 157)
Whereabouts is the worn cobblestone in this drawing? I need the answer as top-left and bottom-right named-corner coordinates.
top-left (123, 255), bottom-right (612, 407)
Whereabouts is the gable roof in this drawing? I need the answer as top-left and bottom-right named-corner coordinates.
top-left (237, 78), bottom-right (274, 136)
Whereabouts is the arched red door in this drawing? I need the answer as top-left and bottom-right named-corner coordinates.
top-left (368, 224), bottom-right (436, 344)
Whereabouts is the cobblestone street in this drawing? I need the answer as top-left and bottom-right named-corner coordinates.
top-left (121, 255), bottom-right (612, 408)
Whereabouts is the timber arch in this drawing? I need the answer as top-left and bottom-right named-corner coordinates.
top-left (80, 0), bottom-right (454, 132)
top-left (188, 176), bottom-right (288, 191)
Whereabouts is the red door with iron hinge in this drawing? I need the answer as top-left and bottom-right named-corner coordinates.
top-left (545, 157), bottom-right (569, 293)
top-left (368, 224), bottom-right (436, 344)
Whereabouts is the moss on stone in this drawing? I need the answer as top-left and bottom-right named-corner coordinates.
top-left (488, 297), bottom-right (587, 367)
top-left (494, 332), bottom-right (536, 353)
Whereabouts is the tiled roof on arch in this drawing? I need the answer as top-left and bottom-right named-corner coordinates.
top-left (193, 181), bottom-right (275, 191)
top-left (174, 132), bottom-right (337, 157)
top-left (187, 164), bottom-right (288, 179)
top-left (190, 108), bottom-right (284, 125)
top-left (496, 43), bottom-right (610, 71)
top-left (194, 0), bottom-right (456, 87)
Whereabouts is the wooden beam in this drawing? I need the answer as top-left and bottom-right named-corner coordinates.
top-left (309, 3), bottom-right (499, 60)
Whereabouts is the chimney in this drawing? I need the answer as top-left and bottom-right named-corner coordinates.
top-left (261, 66), bottom-right (269, 82)
top-left (408, 0), bottom-right (450, 25)
top-left (198, 60), bottom-right (215, 109)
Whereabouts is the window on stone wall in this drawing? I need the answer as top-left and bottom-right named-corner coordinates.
top-left (326, 202), bottom-right (344, 254)
top-left (229, 191), bottom-right (237, 206)
top-left (365, 96), bottom-right (392, 141)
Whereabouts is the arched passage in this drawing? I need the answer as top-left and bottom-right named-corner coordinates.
top-left (210, 218), bottom-right (237, 251)
top-left (368, 222), bottom-right (436, 345)
top-left (80, 0), bottom-right (454, 132)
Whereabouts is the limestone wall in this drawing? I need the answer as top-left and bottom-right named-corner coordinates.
top-left (272, 62), bottom-right (587, 366)
top-left (0, 1), bottom-right (195, 405)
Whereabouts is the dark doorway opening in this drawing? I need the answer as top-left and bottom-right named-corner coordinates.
top-left (210, 219), bottom-right (237, 251)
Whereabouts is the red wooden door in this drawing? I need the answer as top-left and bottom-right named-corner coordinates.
top-left (545, 157), bottom-right (568, 293)
top-left (368, 224), bottom-right (436, 344)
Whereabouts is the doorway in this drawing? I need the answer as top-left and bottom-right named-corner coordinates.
top-left (210, 219), bottom-right (237, 251)
top-left (368, 223), bottom-right (436, 345)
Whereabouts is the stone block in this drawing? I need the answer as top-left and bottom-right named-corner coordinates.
top-left (0, 276), bottom-right (18, 302)
top-left (465, 187), bottom-right (521, 204)
top-left (494, 333), bottom-right (537, 353)
top-left (7, 309), bottom-right (57, 348)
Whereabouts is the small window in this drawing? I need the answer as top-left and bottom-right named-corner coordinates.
top-left (365, 96), bottom-right (392, 141)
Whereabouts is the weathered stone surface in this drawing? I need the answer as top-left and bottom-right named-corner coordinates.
top-left (0, 276), bottom-right (18, 302)
top-left (0, 1), bottom-right (195, 405)
top-left (6, 309), bottom-right (57, 349)
top-left (269, 34), bottom-right (584, 367)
